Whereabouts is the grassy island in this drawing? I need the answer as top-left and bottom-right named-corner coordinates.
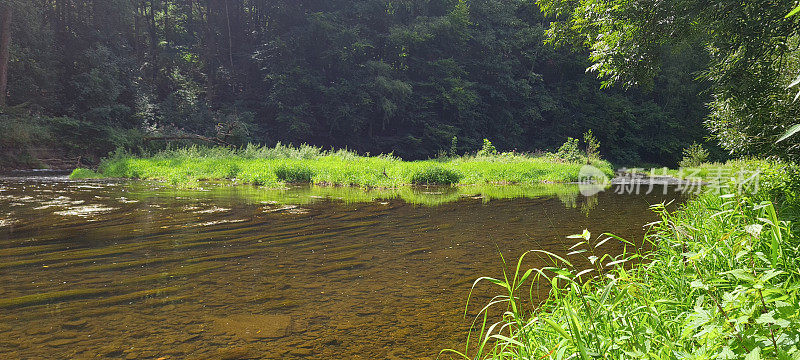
top-left (70, 143), bottom-right (614, 188)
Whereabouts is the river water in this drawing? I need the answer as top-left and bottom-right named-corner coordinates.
top-left (0, 174), bottom-right (684, 359)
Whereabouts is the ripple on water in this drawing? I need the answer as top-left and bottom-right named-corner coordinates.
top-left (0, 177), bottom-right (688, 360)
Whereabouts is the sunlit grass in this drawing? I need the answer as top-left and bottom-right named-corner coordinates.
top-left (446, 161), bottom-right (800, 360)
top-left (70, 144), bottom-right (614, 188)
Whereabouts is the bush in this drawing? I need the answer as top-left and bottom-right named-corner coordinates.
top-left (583, 130), bottom-right (600, 160)
top-left (274, 164), bottom-right (314, 183)
top-left (556, 137), bottom-right (582, 163)
top-left (411, 167), bottom-right (462, 185)
top-left (449, 136), bottom-right (459, 157)
top-left (224, 163), bottom-right (241, 179)
top-left (679, 142), bottom-right (710, 167)
top-left (477, 139), bottom-right (498, 157)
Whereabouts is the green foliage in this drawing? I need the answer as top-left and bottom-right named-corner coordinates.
top-left (4, 0), bottom-right (713, 167)
top-left (536, 0), bottom-right (800, 160)
top-left (69, 168), bottom-right (102, 179)
top-left (555, 137), bottom-right (582, 163)
top-left (450, 160), bottom-right (800, 360)
top-left (274, 165), bottom-right (314, 184)
top-left (788, 6), bottom-right (800, 114)
top-left (582, 130), bottom-right (600, 160)
top-left (679, 142), bottom-right (710, 168)
top-left (778, 124), bottom-right (800, 143)
top-left (449, 136), bottom-right (459, 157)
top-left (477, 139), bottom-right (498, 157)
top-left (411, 167), bottom-right (462, 186)
top-left (0, 113), bottom-right (143, 169)
top-left (91, 145), bottom-right (614, 187)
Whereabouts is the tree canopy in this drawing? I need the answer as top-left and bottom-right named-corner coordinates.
top-left (536, 0), bottom-right (800, 160)
top-left (2, 0), bottom-right (718, 165)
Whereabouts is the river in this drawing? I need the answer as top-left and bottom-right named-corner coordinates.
top-left (0, 173), bottom-right (683, 359)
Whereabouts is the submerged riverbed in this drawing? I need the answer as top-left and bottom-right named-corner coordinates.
top-left (0, 174), bottom-right (684, 359)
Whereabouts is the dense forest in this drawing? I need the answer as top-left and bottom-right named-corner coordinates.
top-left (1, 0), bottom-right (718, 166)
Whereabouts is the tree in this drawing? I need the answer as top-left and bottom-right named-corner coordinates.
top-left (535, 0), bottom-right (800, 160)
top-left (781, 5), bottom-right (800, 143)
top-left (2, 0), bottom-right (717, 165)
top-left (0, 3), bottom-right (11, 107)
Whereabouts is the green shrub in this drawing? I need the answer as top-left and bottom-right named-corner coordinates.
top-left (680, 142), bottom-right (710, 167)
top-left (477, 139), bottom-right (498, 157)
top-left (556, 137), bottom-right (582, 163)
top-left (583, 129), bottom-right (600, 160)
top-left (449, 136), bottom-right (459, 157)
top-left (274, 165), bottom-right (314, 183)
top-left (411, 167), bottom-right (462, 185)
top-left (224, 163), bottom-right (241, 179)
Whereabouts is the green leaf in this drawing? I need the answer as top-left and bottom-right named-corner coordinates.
top-left (790, 74), bottom-right (800, 88)
top-left (745, 224), bottom-right (763, 237)
top-left (690, 279), bottom-right (710, 290)
top-left (787, 5), bottom-right (800, 18)
top-left (718, 347), bottom-right (736, 360)
top-left (724, 269), bottom-right (756, 284)
top-left (542, 318), bottom-right (571, 340)
top-left (745, 347), bottom-right (761, 360)
top-left (777, 124), bottom-right (800, 143)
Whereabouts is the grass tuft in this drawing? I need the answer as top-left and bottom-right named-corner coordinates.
top-left (411, 166), bottom-right (462, 185)
top-left (274, 164), bottom-right (314, 183)
top-left (69, 168), bottom-right (103, 179)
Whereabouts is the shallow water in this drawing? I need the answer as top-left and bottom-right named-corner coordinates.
top-left (0, 175), bottom-right (684, 359)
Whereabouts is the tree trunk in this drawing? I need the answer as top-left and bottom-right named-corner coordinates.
top-left (225, 0), bottom-right (233, 71)
top-left (150, 0), bottom-right (159, 86)
top-left (203, 0), bottom-right (216, 105)
top-left (0, 5), bottom-right (12, 107)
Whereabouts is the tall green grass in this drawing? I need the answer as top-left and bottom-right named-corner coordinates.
top-left (70, 144), bottom-right (614, 188)
top-left (448, 161), bottom-right (800, 360)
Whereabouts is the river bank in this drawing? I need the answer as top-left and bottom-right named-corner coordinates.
top-left (449, 159), bottom-right (800, 359)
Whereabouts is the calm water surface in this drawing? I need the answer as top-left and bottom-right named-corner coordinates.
top-left (0, 174), bottom-right (684, 359)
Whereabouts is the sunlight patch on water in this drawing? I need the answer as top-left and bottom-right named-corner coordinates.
top-left (54, 205), bottom-right (117, 218)
top-left (73, 185), bottom-right (107, 189)
top-left (194, 207), bottom-right (231, 214)
top-left (33, 196), bottom-right (85, 210)
top-left (195, 219), bottom-right (248, 227)
top-left (263, 205), bottom-right (309, 214)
